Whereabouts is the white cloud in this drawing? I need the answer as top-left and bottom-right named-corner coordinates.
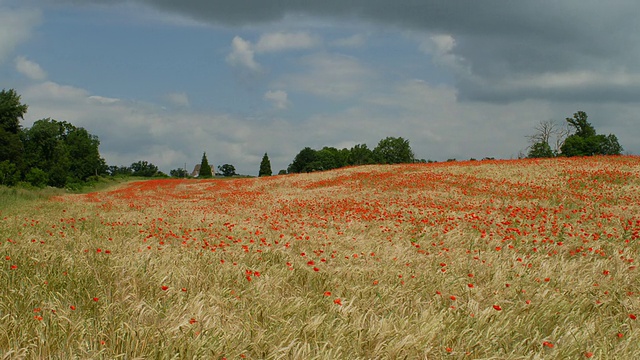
top-left (22, 81), bottom-right (90, 101)
top-left (501, 70), bottom-right (640, 90)
top-left (264, 90), bottom-right (290, 109)
top-left (226, 36), bottom-right (261, 71)
top-left (255, 32), bottom-right (320, 53)
top-left (227, 31), bottom-right (321, 72)
top-left (0, 7), bottom-right (41, 62)
top-left (15, 56), bottom-right (47, 80)
top-left (276, 53), bottom-right (375, 99)
top-left (88, 95), bottom-right (120, 104)
top-left (331, 34), bottom-right (366, 48)
top-left (165, 92), bottom-right (190, 107)
top-left (419, 34), bottom-right (470, 76)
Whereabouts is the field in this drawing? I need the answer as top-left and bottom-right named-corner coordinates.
top-left (2, 156), bottom-right (640, 359)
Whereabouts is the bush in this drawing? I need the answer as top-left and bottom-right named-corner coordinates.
top-left (25, 168), bottom-right (49, 188)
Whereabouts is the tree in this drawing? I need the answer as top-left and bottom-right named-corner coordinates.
top-left (66, 127), bottom-right (107, 180)
top-left (0, 128), bottom-right (23, 165)
top-left (107, 165), bottom-right (132, 176)
top-left (566, 111), bottom-right (596, 138)
top-left (25, 168), bottom-right (48, 188)
top-left (526, 120), bottom-right (569, 155)
top-left (0, 160), bottom-right (20, 186)
top-left (218, 164), bottom-right (236, 177)
top-left (0, 89), bottom-right (28, 134)
top-left (288, 147), bottom-right (318, 173)
top-left (170, 168), bottom-right (188, 178)
top-left (130, 160), bottom-right (159, 177)
top-left (560, 111), bottom-right (623, 157)
top-left (0, 89), bottom-right (28, 168)
top-left (348, 144), bottom-right (374, 165)
top-left (316, 147), bottom-right (342, 171)
top-left (527, 142), bottom-right (554, 158)
top-left (372, 137), bottom-right (415, 164)
top-left (199, 152), bottom-right (213, 178)
top-left (21, 118), bottom-right (106, 186)
top-left (21, 119), bottom-right (72, 187)
top-left (599, 134), bottom-right (623, 155)
top-left (259, 153), bottom-right (272, 177)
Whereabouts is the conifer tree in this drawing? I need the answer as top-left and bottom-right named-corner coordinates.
top-left (199, 152), bottom-right (213, 178)
top-left (259, 152), bottom-right (272, 177)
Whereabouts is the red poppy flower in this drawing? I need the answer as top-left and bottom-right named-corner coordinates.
top-left (493, 305), bottom-right (502, 311)
top-left (161, 285), bottom-right (169, 291)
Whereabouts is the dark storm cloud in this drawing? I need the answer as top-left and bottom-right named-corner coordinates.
top-left (51, 0), bottom-right (640, 103)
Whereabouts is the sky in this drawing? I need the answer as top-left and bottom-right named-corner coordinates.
top-left (2, 0), bottom-right (639, 175)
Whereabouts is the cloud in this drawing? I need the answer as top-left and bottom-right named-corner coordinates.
top-left (165, 92), bottom-right (190, 107)
top-left (226, 36), bottom-right (261, 71)
top-left (72, 0), bottom-right (640, 103)
top-left (17, 79), bottom-right (303, 175)
top-left (276, 53), bottom-right (375, 99)
top-left (418, 34), bottom-right (469, 77)
top-left (264, 90), bottom-right (290, 109)
top-left (15, 56), bottom-right (47, 80)
top-left (0, 6), bottom-right (41, 62)
top-left (331, 34), bottom-right (366, 48)
top-left (255, 32), bottom-right (319, 53)
top-left (227, 31), bottom-right (321, 73)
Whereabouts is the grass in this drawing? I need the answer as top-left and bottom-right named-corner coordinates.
top-left (1, 156), bottom-right (640, 359)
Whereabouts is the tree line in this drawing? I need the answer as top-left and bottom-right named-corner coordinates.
top-left (2, 88), bottom-right (625, 188)
top-left (1, 89), bottom-right (110, 188)
top-left (526, 111), bottom-right (622, 158)
top-left (286, 136), bottom-right (418, 174)
top-left (0, 89), bottom-right (175, 188)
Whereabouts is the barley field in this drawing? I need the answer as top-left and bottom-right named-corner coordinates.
top-left (2, 156), bottom-right (640, 359)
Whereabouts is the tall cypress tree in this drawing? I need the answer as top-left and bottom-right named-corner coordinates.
top-left (259, 152), bottom-right (272, 177)
top-left (199, 152), bottom-right (213, 178)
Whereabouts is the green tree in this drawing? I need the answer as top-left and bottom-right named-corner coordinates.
top-left (348, 144), bottom-right (374, 165)
top-left (0, 128), bottom-right (23, 165)
top-left (599, 134), bottom-right (623, 155)
top-left (527, 142), bottom-right (554, 158)
top-left (0, 89), bottom-right (28, 134)
top-left (373, 137), bottom-right (415, 164)
top-left (259, 153), bottom-right (272, 177)
top-left (288, 147), bottom-right (318, 173)
top-left (218, 164), bottom-right (236, 177)
top-left (199, 152), bottom-right (213, 178)
top-left (560, 111), bottom-right (623, 157)
top-left (107, 165), bottom-right (132, 176)
top-left (0, 160), bottom-right (20, 186)
top-left (566, 111), bottom-right (596, 138)
top-left (66, 127), bottom-right (107, 180)
top-left (21, 119), bottom-right (72, 187)
top-left (25, 168), bottom-right (48, 188)
top-left (316, 147), bottom-right (341, 171)
top-left (0, 89), bottom-right (28, 168)
top-left (21, 118), bottom-right (106, 187)
top-left (170, 168), bottom-right (188, 178)
top-left (130, 161), bottom-right (159, 177)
